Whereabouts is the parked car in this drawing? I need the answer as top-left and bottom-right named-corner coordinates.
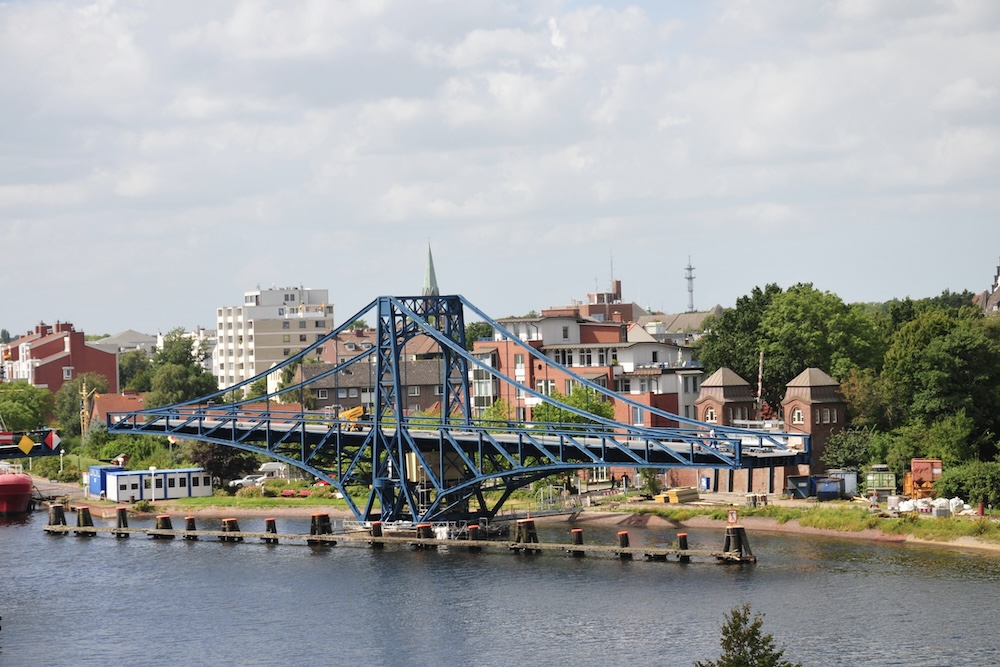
top-left (228, 474), bottom-right (266, 489)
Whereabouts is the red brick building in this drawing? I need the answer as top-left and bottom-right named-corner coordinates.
top-left (1, 321), bottom-right (119, 395)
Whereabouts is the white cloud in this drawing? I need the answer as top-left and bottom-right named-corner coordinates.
top-left (0, 0), bottom-right (997, 334)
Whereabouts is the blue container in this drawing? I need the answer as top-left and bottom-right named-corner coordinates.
top-left (814, 477), bottom-right (843, 502)
top-left (701, 476), bottom-right (711, 491)
top-left (88, 465), bottom-right (124, 497)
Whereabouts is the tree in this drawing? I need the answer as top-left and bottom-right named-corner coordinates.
top-left (880, 310), bottom-right (1000, 456)
top-left (144, 328), bottom-right (218, 409)
top-left (464, 321), bottom-right (494, 351)
top-left (246, 378), bottom-right (269, 400)
top-left (0, 381), bottom-right (54, 430)
top-left (145, 364), bottom-right (218, 409)
top-left (53, 373), bottom-right (110, 436)
top-left (697, 283), bottom-right (885, 413)
top-left (189, 441), bottom-right (258, 483)
top-left (821, 426), bottom-right (875, 470)
top-left (478, 397), bottom-right (512, 428)
top-left (119, 349), bottom-right (153, 392)
top-left (531, 387), bottom-right (615, 426)
top-left (696, 284), bottom-right (783, 400)
top-left (695, 603), bottom-right (801, 667)
top-left (757, 284), bottom-right (884, 409)
top-left (349, 319), bottom-right (368, 330)
top-left (155, 328), bottom-right (210, 367)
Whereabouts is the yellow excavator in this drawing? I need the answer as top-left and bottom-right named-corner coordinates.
top-left (337, 406), bottom-right (365, 431)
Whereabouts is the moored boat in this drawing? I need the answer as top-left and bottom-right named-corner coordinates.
top-left (0, 461), bottom-right (33, 514)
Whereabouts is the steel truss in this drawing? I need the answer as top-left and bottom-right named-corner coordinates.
top-left (108, 295), bottom-right (809, 524)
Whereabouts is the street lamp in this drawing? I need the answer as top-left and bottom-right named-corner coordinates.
top-left (149, 466), bottom-right (157, 503)
top-left (59, 448), bottom-right (65, 474)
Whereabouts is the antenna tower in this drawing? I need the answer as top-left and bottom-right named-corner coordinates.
top-left (685, 256), bottom-right (695, 312)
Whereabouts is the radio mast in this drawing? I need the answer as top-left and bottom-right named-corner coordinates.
top-left (685, 256), bottom-right (695, 312)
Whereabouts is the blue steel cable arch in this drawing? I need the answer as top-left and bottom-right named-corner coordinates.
top-left (107, 294), bottom-right (809, 525)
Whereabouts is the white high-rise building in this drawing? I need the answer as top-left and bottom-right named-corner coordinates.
top-left (213, 286), bottom-right (334, 390)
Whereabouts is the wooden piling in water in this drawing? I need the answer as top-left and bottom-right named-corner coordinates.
top-left (74, 507), bottom-right (96, 536)
top-left (263, 517), bottom-right (278, 544)
top-left (153, 515), bottom-right (175, 539)
top-left (616, 531), bottom-right (633, 560)
top-left (45, 504), bottom-right (67, 533)
top-left (568, 528), bottom-right (585, 558)
top-left (308, 513), bottom-right (335, 545)
top-left (114, 507), bottom-right (129, 538)
top-left (221, 518), bottom-right (243, 542)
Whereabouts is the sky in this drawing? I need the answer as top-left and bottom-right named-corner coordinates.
top-left (2, 0), bottom-right (999, 337)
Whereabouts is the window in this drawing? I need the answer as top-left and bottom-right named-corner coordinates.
top-left (652, 351), bottom-right (659, 363)
top-left (514, 354), bottom-right (524, 370)
top-left (791, 408), bottom-right (804, 425)
top-left (616, 378), bottom-right (631, 392)
top-left (822, 408), bottom-right (830, 424)
top-left (144, 478), bottom-right (151, 490)
top-left (408, 386), bottom-right (420, 396)
top-left (63, 367), bottom-right (73, 380)
top-left (283, 349), bottom-right (290, 356)
top-left (598, 349), bottom-right (606, 365)
top-left (203, 476), bottom-right (211, 486)
top-left (299, 334), bottom-right (307, 342)
top-left (683, 376), bottom-right (690, 393)
top-left (155, 479), bottom-right (163, 489)
top-left (168, 478), bottom-right (176, 488)
top-left (338, 388), bottom-right (347, 398)
top-left (705, 407), bottom-right (718, 423)
top-left (832, 409), bottom-right (838, 423)
top-left (815, 409), bottom-right (821, 424)
top-left (562, 326), bottom-right (569, 340)
top-left (318, 389), bottom-right (329, 399)
top-left (581, 350), bottom-right (592, 366)
top-left (278, 308), bottom-right (285, 316)
top-left (179, 478), bottom-right (187, 488)
top-left (554, 349), bottom-right (571, 365)
top-left (349, 388), bottom-right (358, 398)
top-left (285, 293), bottom-right (296, 302)
top-left (434, 386), bottom-right (442, 396)
top-left (282, 335), bottom-right (290, 342)
top-left (193, 477), bottom-right (200, 487)
top-left (315, 320), bottom-right (325, 328)
top-left (631, 406), bottom-right (644, 426)
top-left (564, 380), bottom-right (577, 394)
top-left (119, 483), bottom-right (127, 491)
top-left (536, 380), bottom-right (555, 396)
top-left (299, 321), bottom-right (307, 329)
top-left (283, 321), bottom-right (290, 329)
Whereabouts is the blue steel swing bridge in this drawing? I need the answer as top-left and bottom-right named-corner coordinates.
top-left (105, 295), bottom-right (809, 526)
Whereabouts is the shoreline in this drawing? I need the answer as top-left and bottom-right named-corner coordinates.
top-left (30, 476), bottom-right (1000, 553)
top-left (64, 500), bottom-right (1000, 553)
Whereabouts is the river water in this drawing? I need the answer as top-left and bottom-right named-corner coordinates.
top-left (2, 511), bottom-right (999, 666)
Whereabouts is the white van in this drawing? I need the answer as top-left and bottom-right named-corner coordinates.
top-left (258, 462), bottom-right (289, 479)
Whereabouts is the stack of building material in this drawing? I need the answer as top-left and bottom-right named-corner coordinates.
top-left (666, 487), bottom-right (701, 504)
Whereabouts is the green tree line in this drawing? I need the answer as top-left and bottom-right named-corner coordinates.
top-left (696, 283), bottom-right (1000, 499)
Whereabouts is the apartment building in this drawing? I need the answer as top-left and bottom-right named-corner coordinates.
top-left (213, 286), bottom-right (334, 390)
top-left (472, 305), bottom-right (703, 428)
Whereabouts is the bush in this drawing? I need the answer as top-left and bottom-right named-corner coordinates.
top-left (133, 499), bottom-right (152, 513)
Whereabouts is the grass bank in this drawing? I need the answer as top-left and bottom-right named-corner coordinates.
top-left (626, 503), bottom-right (1000, 545)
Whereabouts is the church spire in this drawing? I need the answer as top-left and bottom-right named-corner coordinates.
top-left (422, 243), bottom-right (439, 297)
